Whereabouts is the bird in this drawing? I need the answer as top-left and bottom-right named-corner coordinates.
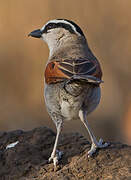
top-left (28, 19), bottom-right (109, 168)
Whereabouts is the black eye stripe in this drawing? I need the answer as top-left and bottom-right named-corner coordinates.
top-left (42, 23), bottom-right (57, 32)
top-left (47, 23), bottom-right (57, 30)
top-left (42, 22), bottom-right (75, 34)
top-left (57, 19), bottom-right (84, 36)
top-left (41, 20), bottom-right (84, 36)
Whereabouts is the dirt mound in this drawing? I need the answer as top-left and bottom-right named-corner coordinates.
top-left (0, 127), bottom-right (130, 180)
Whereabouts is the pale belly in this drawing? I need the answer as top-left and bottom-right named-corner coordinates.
top-left (44, 81), bottom-right (101, 122)
top-left (60, 99), bottom-right (81, 121)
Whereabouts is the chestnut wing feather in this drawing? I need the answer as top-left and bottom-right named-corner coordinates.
top-left (45, 58), bottom-right (103, 84)
top-left (45, 61), bottom-right (70, 84)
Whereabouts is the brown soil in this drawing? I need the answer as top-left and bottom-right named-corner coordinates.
top-left (0, 127), bottom-right (130, 180)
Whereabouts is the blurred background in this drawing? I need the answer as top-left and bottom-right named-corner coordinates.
top-left (0, 0), bottom-right (131, 144)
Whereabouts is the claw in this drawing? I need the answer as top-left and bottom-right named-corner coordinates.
top-left (48, 150), bottom-right (63, 167)
top-left (88, 138), bottom-right (109, 157)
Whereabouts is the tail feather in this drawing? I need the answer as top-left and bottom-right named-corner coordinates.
top-left (71, 74), bottom-right (104, 84)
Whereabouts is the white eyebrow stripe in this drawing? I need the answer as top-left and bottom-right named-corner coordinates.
top-left (41, 19), bottom-right (81, 36)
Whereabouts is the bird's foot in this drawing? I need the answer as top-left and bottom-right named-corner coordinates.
top-left (88, 138), bottom-right (109, 157)
top-left (48, 150), bottom-right (63, 168)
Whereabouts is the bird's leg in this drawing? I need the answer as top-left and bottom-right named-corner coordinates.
top-left (79, 110), bottom-right (109, 157)
top-left (49, 121), bottom-right (63, 167)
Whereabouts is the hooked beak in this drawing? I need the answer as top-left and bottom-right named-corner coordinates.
top-left (28, 29), bottom-right (42, 38)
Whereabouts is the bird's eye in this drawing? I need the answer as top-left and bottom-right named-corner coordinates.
top-left (47, 25), bottom-right (52, 30)
top-left (42, 23), bottom-right (57, 33)
top-left (46, 23), bottom-right (58, 31)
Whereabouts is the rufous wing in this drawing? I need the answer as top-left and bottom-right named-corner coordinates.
top-left (45, 61), bottom-right (70, 84)
top-left (45, 58), bottom-right (103, 84)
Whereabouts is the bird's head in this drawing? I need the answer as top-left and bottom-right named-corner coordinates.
top-left (28, 19), bottom-right (86, 56)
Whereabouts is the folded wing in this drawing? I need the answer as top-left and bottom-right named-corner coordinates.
top-left (45, 58), bottom-right (103, 84)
